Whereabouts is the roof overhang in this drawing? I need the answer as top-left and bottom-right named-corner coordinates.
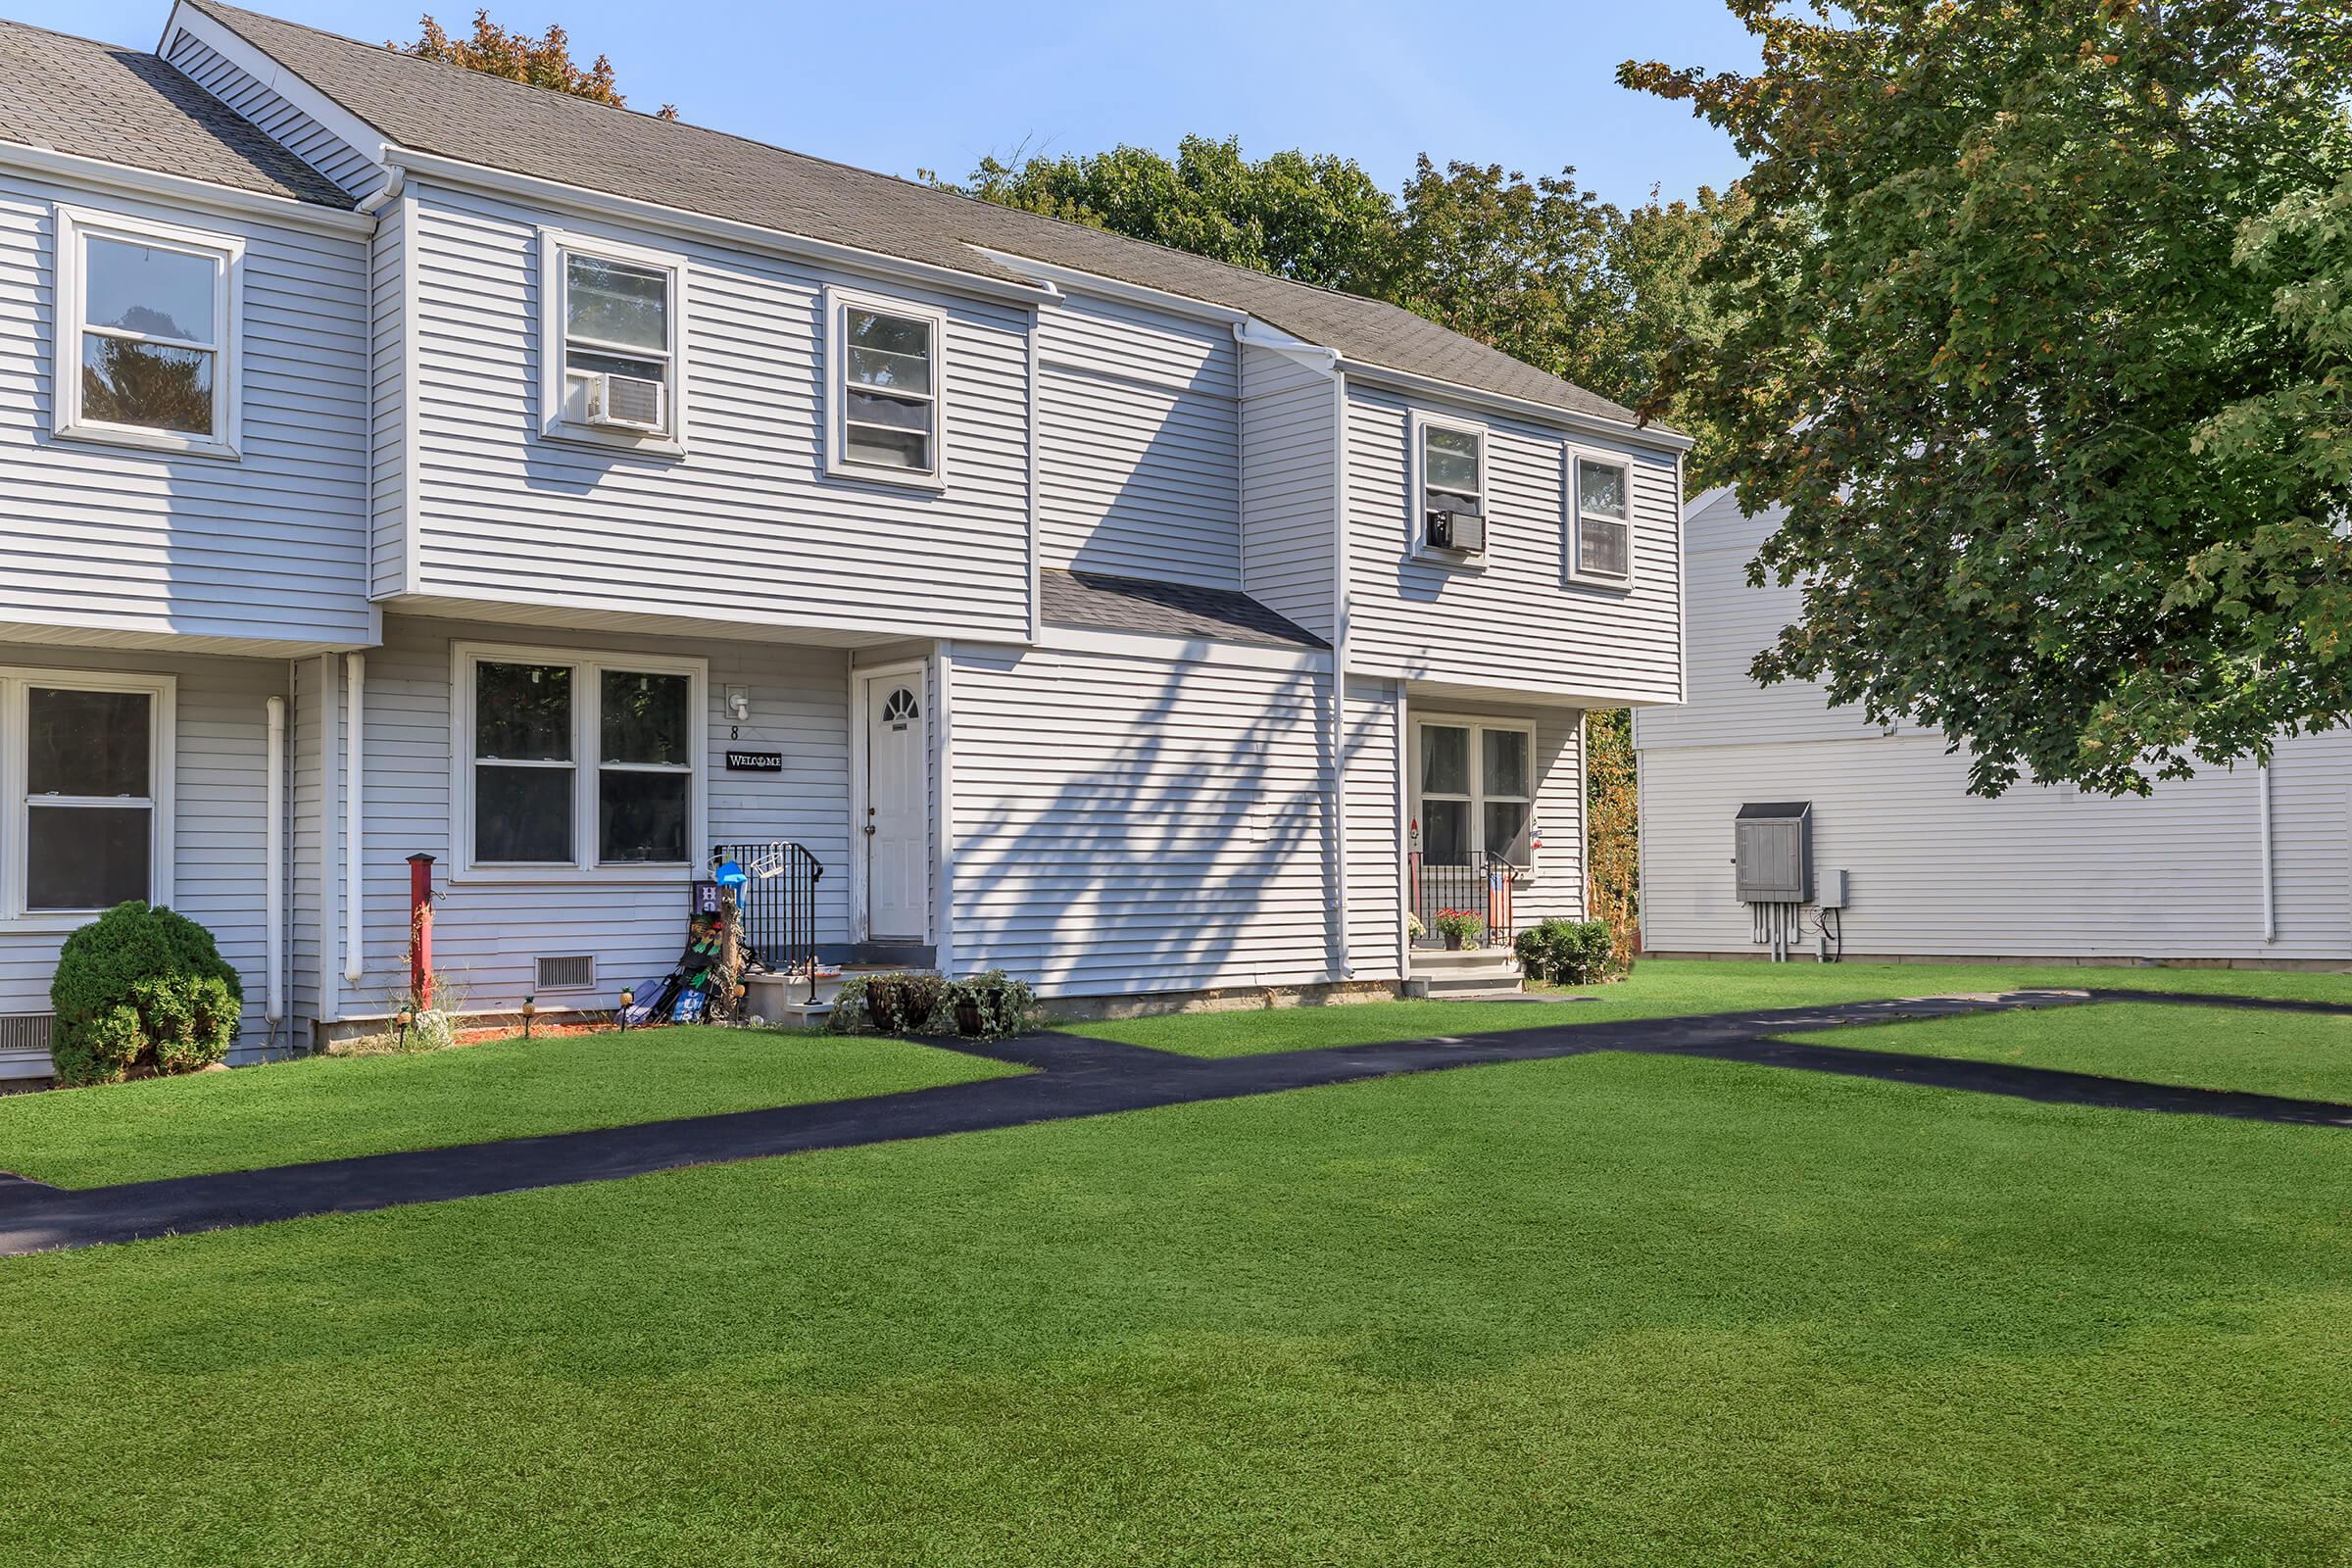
top-left (0, 137), bottom-right (373, 237)
top-left (386, 147), bottom-right (1063, 308)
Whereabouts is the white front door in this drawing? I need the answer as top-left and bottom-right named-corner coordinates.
top-left (863, 675), bottom-right (927, 941)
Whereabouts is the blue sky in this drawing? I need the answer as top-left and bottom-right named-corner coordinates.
top-left (39, 0), bottom-right (1756, 210)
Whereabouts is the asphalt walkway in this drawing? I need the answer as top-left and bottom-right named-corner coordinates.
top-left (4, 987), bottom-right (2346, 1254)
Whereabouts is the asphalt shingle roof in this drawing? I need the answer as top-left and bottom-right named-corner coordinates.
top-left (188, 1), bottom-right (1654, 428)
top-left (1041, 568), bottom-right (1327, 651)
top-left (0, 17), bottom-right (352, 208)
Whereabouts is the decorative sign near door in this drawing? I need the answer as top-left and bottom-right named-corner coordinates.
top-left (725, 750), bottom-right (783, 773)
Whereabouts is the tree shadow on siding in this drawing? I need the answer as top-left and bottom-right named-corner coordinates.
top-left (952, 647), bottom-right (1364, 1001)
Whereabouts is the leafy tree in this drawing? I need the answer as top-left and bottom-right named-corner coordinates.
top-left (958, 144), bottom-right (1735, 479)
top-left (1583, 709), bottom-right (1642, 965)
top-left (393, 10), bottom-right (677, 119)
top-left (1623, 0), bottom-right (2352, 796)
top-left (964, 135), bottom-right (1399, 295)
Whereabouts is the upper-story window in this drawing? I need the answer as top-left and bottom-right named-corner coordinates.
top-left (1413, 414), bottom-right (1487, 560)
top-left (826, 286), bottom-right (945, 488)
top-left (54, 207), bottom-right (242, 459)
top-left (539, 229), bottom-right (687, 448)
top-left (1568, 453), bottom-right (1634, 586)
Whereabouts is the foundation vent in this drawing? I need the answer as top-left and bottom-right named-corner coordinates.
top-left (534, 956), bottom-right (596, 993)
top-left (0, 1013), bottom-right (54, 1064)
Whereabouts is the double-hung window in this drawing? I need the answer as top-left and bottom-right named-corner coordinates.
top-left (460, 645), bottom-right (703, 875)
top-left (54, 206), bottom-right (241, 457)
top-left (826, 286), bottom-right (945, 485)
top-left (540, 230), bottom-right (686, 445)
top-left (1413, 414), bottom-right (1487, 559)
top-left (1414, 718), bottom-right (1535, 870)
top-left (1567, 452), bottom-right (1635, 586)
top-left (0, 669), bottom-right (173, 920)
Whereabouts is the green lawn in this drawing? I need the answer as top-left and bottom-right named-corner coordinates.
top-left (3, 1028), bottom-right (2348, 1565)
top-left (1780, 1000), bottom-right (2352, 1103)
top-left (1076, 956), bottom-right (2352, 1055)
top-left (0, 1027), bottom-right (1017, 1190)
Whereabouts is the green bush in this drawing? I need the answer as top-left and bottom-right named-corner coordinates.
top-left (49, 902), bottom-right (243, 1087)
top-left (1514, 917), bottom-right (1627, 987)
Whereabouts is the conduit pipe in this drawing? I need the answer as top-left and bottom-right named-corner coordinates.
top-left (344, 654), bottom-right (365, 985)
top-left (264, 695), bottom-right (285, 1024)
top-left (2259, 762), bottom-right (2277, 943)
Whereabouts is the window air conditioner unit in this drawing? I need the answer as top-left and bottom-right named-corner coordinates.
top-left (1427, 508), bottom-right (1486, 554)
top-left (587, 372), bottom-right (665, 432)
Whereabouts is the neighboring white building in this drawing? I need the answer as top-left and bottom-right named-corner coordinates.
top-left (0, 4), bottom-right (1693, 1078)
top-left (1636, 488), bottom-right (2352, 967)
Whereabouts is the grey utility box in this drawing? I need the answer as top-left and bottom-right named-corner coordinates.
top-left (1734, 802), bottom-right (1814, 904)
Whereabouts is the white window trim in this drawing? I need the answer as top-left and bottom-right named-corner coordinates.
top-left (1409, 713), bottom-right (1538, 876)
top-left (1564, 446), bottom-right (1637, 590)
top-left (537, 227), bottom-right (690, 455)
top-left (451, 641), bottom-right (707, 884)
top-left (52, 204), bottom-right (243, 460)
top-left (824, 283), bottom-right (949, 491)
top-left (1408, 411), bottom-right (1489, 568)
top-left (0, 666), bottom-right (175, 928)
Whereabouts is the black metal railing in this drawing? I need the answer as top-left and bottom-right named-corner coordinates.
top-left (1407, 849), bottom-right (1517, 951)
top-left (710, 842), bottom-right (825, 1004)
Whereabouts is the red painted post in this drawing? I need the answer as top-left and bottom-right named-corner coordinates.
top-left (406, 853), bottom-right (435, 1010)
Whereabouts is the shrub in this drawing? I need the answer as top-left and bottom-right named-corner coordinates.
top-left (1515, 917), bottom-right (1627, 986)
top-left (49, 902), bottom-right (243, 1086)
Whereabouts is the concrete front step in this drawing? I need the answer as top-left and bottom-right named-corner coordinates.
top-left (1418, 973), bottom-right (1523, 999)
top-left (1410, 947), bottom-right (1520, 974)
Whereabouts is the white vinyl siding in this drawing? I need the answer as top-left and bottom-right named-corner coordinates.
top-left (948, 640), bottom-right (1335, 996)
top-left (1631, 491), bottom-right (1880, 752)
top-left (161, 31), bottom-right (390, 200)
top-left (1342, 674), bottom-right (1403, 980)
top-left (391, 182), bottom-right (1031, 642)
top-left (336, 614), bottom-right (853, 1015)
top-left (1637, 495), bottom-right (2352, 962)
top-left (0, 643), bottom-right (293, 1076)
top-left (1037, 292), bottom-right (1241, 590)
top-left (1346, 384), bottom-right (1682, 704)
top-left (1639, 729), bottom-right (2352, 961)
top-left (368, 195), bottom-right (409, 599)
top-left (1239, 343), bottom-right (1338, 640)
top-left (0, 172), bottom-right (372, 651)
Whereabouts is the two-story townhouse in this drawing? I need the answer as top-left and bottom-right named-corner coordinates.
top-left (0, 1), bottom-right (1690, 1076)
top-left (0, 19), bottom-right (373, 1078)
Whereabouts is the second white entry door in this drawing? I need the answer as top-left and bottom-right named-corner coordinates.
top-left (863, 676), bottom-right (927, 941)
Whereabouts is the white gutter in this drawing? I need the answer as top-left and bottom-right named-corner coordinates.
top-left (1333, 355), bottom-right (1694, 454)
top-left (388, 148), bottom-right (1059, 308)
top-left (265, 695), bottom-right (286, 1023)
top-left (0, 141), bottom-right (374, 237)
top-left (2259, 762), bottom-right (2277, 943)
top-left (344, 653), bottom-right (365, 986)
top-left (355, 168), bottom-right (405, 219)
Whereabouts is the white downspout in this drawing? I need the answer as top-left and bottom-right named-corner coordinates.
top-left (1328, 366), bottom-right (1351, 980)
top-left (2259, 761), bottom-right (2277, 943)
top-left (344, 653), bottom-right (365, 985)
top-left (265, 695), bottom-right (285, 1024)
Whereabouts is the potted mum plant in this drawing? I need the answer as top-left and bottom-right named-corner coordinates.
top-left (1433, 907), bottom-right (1484, 952)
